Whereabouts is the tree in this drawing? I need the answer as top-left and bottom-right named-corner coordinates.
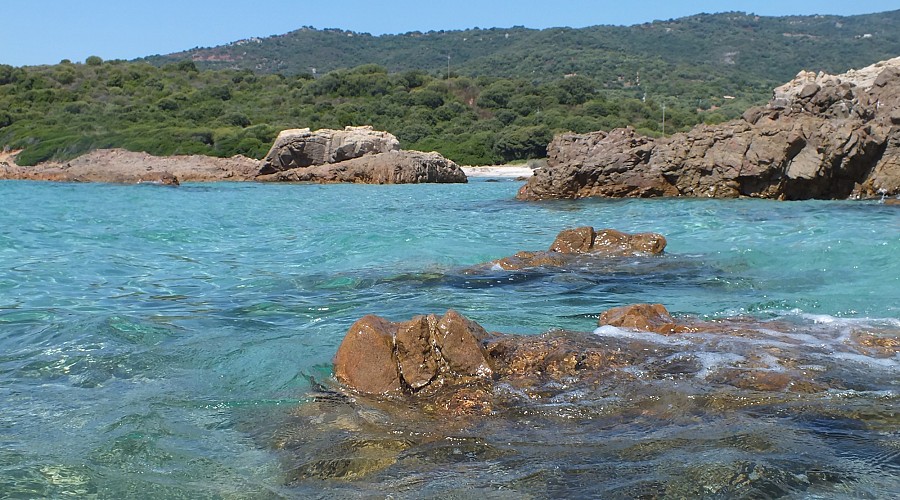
top-left (85, 55), bottom-right (103, 66)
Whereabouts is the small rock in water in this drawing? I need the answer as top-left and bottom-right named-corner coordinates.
top-left (468, 226), bottom-right (667, 273)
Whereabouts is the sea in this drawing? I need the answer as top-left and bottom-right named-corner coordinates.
top-left (0, 179), bottom-right (897, 498)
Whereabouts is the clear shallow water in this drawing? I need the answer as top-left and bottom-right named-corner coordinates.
top-left (0, 180), bottom-right (897, 498)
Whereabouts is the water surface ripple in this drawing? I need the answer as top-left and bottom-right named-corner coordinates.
top-left (0, 180), bottom-right (897, 497)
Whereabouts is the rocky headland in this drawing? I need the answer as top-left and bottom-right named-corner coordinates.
top-left (0, 126), bottom-right (466, 185)
top-left (518, 57), bottom-right (900, 200)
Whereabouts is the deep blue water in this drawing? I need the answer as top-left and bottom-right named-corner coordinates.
top-left (0, 180), bottom-right (897, 498)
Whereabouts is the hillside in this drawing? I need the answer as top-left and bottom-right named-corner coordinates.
top-left (144, 11), bottom-right (900, 105)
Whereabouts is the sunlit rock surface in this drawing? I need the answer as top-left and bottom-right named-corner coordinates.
top-left (273, 305), bottom-right (898, 495)
top-left (518, 57), bottom-right (900, 200)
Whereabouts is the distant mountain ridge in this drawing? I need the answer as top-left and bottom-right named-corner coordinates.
top-left (143, 10), bottom-right (900, 90)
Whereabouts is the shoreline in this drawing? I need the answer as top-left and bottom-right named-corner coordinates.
top-left (461, 165), bottom-right (534, 178)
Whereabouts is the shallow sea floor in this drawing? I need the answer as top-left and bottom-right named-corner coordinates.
top-left (0, 180), bottom-right (897, 498)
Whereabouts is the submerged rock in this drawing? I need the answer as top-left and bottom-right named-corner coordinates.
top-left (518, 57), bottom-right (900, 200)
top-left (470, 226), bottom-right (667, 272)
top-left (276, 306), bottom-right (899, 490)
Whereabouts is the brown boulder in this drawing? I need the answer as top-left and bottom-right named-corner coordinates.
top-left (549, 226), bottom-right (596, 253)
top-left (481, 226), bottom-right (666, 272)
top-left (394, 315), bottom-right (438, 389)
top-left (333, 315), bottom-right (401, 395)
top-left (598, 303), bottom-right (684, 334)
top-left (435, 310), bottom-right (493, 377)
top-left (333, 310), bottom-right (494, 395)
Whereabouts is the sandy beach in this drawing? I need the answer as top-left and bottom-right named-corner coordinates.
top-left (461, 165), bottom-right (534, 178)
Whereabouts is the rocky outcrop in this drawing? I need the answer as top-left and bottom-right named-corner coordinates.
top-left (256, 150), bottom-right (467, 184)
top-left (0, 148), bottom-right (258, 183)
top-left (334, 310), bottom-right (494, 395)
top-left (518, 57), bottom-right (900, 200)
top-left (256, 125), bottom-right (467, 184)
top-left (598, 303), bottom-right (686, 334)
top-left (333, 306), bottom-right (897, 406)
top-left (258, 126), bottom-right (400, 174)
top-left (468, 226), bottom-right (666, 272)
top-left (286, 306), bottom-right (898, 483)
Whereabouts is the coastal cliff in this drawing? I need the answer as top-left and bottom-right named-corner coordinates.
top-left (518, 57), bottom-right (900, 200)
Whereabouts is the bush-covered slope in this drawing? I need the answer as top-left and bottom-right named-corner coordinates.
top-left (144, 11), bottom-right (900, 106)
top-left (0, 61), bottom-right (707, 166)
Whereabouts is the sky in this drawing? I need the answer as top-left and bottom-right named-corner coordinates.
top-left (1, 0), bottom-right (897, 67)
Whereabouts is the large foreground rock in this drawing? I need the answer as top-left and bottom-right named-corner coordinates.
top-left (0, 148), bottom-right (258, 183)
top-left (283, 305), bottom-right (898, 487)
top-left (258, 126), bottom-right (400, 174)
top-left (518, 57), bottom-right (900, 200)
top-left (255, 150), bottom-right (467, 184)
top-left (332, 306), bottom-right (897, 406)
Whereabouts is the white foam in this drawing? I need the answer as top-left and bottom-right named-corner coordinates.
top-left (692, 351), bottom-right (747, 380)
top-left (592, 325), bottom-right (691, 345)
top-left (828, 351), bottom-right (900, 370)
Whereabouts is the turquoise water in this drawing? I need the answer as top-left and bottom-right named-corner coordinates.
top-left (0, 180), bottom-right (897, 498)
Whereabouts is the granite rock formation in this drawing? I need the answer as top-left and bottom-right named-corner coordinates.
top-left (332, 306), bottom-right (897, 406)
top-left (258, 125), bottom-right (400, 174)
top-left (467, 226), bottom-right (666, 272)
top-left (0, 125), bottom-right (466, 185)
top-left (255, 149), bottom-right (467, 184)
top-left (0, 148), bottom-right (258, 184)
top-left (518, 57), bottom-right (900, 200)
top-left (256, 125), bottom-right (466, 184)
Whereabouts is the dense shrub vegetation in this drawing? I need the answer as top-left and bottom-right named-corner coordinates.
top-left (3, 10), bottom-right (899, 165)
top-left (0, 60), bottom-right (714, 166)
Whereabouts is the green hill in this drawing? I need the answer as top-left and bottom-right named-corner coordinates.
top-left (144, 11), bottom-right (900, 103)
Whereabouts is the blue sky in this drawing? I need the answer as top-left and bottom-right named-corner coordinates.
top-left (1, 0), bottom-right (897, 67)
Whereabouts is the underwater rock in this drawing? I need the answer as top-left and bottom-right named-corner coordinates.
top-left (296, 307), bottom-right (900, 486)
top-left (473, 226), bottom-right (667, 272)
